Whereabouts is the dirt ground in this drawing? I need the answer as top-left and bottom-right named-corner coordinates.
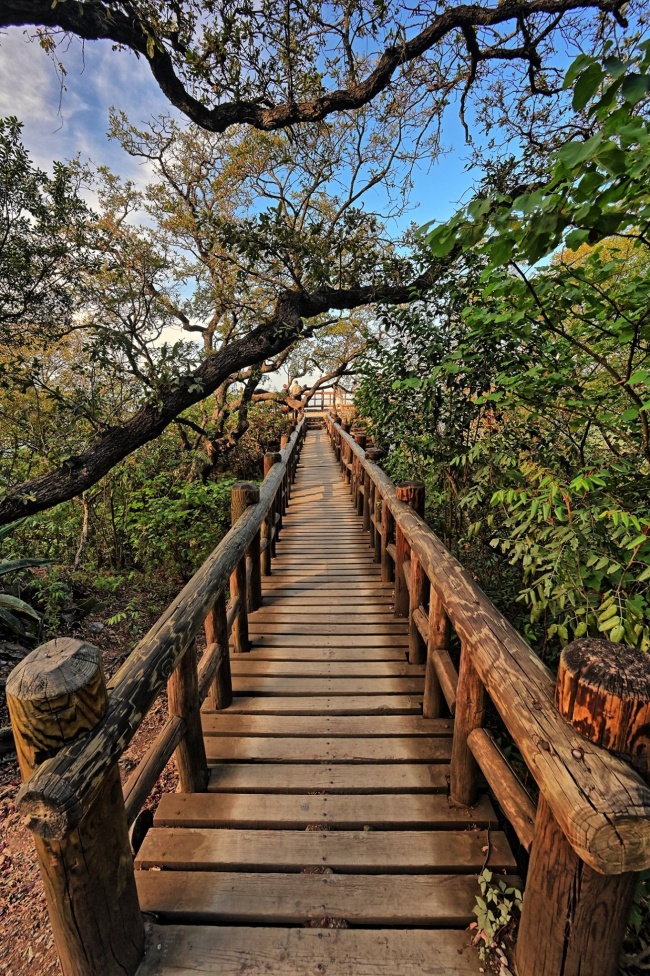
top-left (0, 585), bottom-right (181, 976)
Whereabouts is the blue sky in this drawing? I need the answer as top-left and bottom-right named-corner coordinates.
top-left (0, 26), bottom-right (479, 230)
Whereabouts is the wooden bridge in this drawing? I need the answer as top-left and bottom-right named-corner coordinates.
top-left (7, 418), bottom-right (650, 976)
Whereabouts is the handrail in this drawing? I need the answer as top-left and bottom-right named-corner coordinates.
top-left (15, 419), bottom-right (306, 840)
top-left (327, 417), bottom-right (650, 875)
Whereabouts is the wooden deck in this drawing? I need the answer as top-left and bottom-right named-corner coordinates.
top-left (135, 430), bottom-right (514, 974)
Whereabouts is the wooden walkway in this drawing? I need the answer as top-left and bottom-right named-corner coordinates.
top-left (135, 429), bottom-right (515, 974)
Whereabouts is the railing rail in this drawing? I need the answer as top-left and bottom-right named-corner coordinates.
top-left (6, 419), bottom-right (306, 976)
top-left (326, 415), bottom-right (650, 976)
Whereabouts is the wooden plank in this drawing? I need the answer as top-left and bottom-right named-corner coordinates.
top-left (251, 611), bottom-right (397, 621)
top-left (229, 661), bottom-right (422, 677)
top-left (136, 870), bottom-right (515, 926)
top-left (208, 763), bottom-right (449, 796)
top-left (238, 647), bottom-right (406, 661)
top-left (201, 714), bottom-right (448, 737)
top-left (223, 695), bottom-right (422, 715)
top-left (205, 736), bottom-right (450, 763)
top-left (153, 792), bottom-right (500, 832)
top-left (247, 624), bottom-right (407, 636)
top-left (231, 676), bottom-right (421, 695)
top-left (248, 636), bottom-right (409, 649)
top-left (138, 925), bottom-right (482, 976)
top-left (137, 826), bottom-right (512, 873)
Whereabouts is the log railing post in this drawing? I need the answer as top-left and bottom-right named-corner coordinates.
top-left (365, 449), bottom-right (385, 562)
top-left (6, 639), bottom-right (144, 976)
top-left (353, 432), bottom-right (366, 514)
top-left (280, 434), bottom-right (290, 518)
top-left (167, 638), bottom-right (209, 791)
top-left (394, 481), bottom-right (425, 618)
top-left (449, 640), bottom-right (485, 806)
top-left (423, 590), bottom-right (451, 718)
top-left (516, 637), bottom-right (650, 976)
top-left (381, 495), bottom-right (394, 583)
top-left (262, 452), bottom-right (282, 573)
top-left (203, 589), bottom-right (233, 709)
top-left (230, 481), bottom-right (257, 653)
top-left (408, 554), bottom-right (427, 664)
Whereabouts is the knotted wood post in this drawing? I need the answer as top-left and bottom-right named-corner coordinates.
top-left (449, 641), bottom-right (485, 806)
top-left (381, 494), bottom-right (394, 583)
top-left (262, 452), bottom-right (281, 571)
top-left (423, 590), bottom-right (452, 718)
top-left (517, 637), bottom-right (650, 976)
top-left (230, 482), bottom-right (257, 653)
top-left (6, 639), bottom-right (144, 976)
top-left (168, 637), bottom-right (209, 791)
top-left (353, 433), bottom-right (367, 514)
top-left (365, 448), bottom-right (385, 560)
top-left (203, 589), bottom-right (233, 709)
top-left (394, 482), bottom-right (425, 618)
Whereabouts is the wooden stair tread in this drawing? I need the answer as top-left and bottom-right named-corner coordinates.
top-left (223, 695), bottom-right (423, 714)
top-left (139, 925), bottom-right (481, 976)
top-left (153, 792), bottom-right (499, 831)
top-left (231, 647), bottom-right (406, 660)
top-left (208, 763), bottom-right (449, 793)
top-left (136, 826), bottom-right (512, 873)
top-left (228, 661), bottom-right (422, 677)
top-left (204, 735), bottom-right (450, 763)
top-left (201, 715), bottom-right (451, 737)
top-left (136, 870), bottom-right (518, 926)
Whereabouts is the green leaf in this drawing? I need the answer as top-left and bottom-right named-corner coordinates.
top-left (573, 63), bottom-right (604, 110)
top-left (621, 73), bottom-right (650, 105)
top-left (0, 593), bottom-right (41, 619)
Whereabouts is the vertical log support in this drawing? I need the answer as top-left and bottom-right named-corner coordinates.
top-left (230, 482), bottom-right (257, 653)
top-left (394, 482), bottom-right (425, 618)
top-left (517, 637), bottom-right (650, 976)
top-left (6, 639), bottom-right (144, 976)
top-left (262, 452), bottom-right (281, 572)
top-left (167, 638), bottom-right (209, 791)
top-left (353, 433), bottom-right (367, 514)
top-left (449, 640), bottom-right (485, 806)
top-left (381, 496), bottom-right (394, 583)
top-left (246, 482), bottom-right (263, 612)
top-left (365, 449), bottom-right (385, 563)
top-left (408, 555), bottom-right (428, 665)
top-left (279, 434), bottom-right (290, 518)
top-left (423, 590), bottom-right (451, 718)
top-left (362, 469), bottom-right (372, 533)
top-left (204, 589), bottom-right (233, 709)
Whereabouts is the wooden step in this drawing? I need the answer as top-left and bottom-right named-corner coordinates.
top-left (208, 762), bottom-right (448, 793)
top-left (137, 826), bottom-right (512, 873)
top-left (228, 661), bottom-right (422, 677)
top-left (201, 714), bottom-right (451, 737)
top-left (230, 676), bottom-right (421, 695)
top-left (139, 925), bottom-right (481, 976)
top-left (204, 735), bottom-right (449, 763)
top-left (223, 695), bottom-right (422, 714)
top-left (153, 792), bottom-right (499, 832)
top-left (136, 870), bottom-right (516, 926)
top-left (247, 624), bottom-right (407, 636)
top-left (237, 647), bottom-right (406, 661)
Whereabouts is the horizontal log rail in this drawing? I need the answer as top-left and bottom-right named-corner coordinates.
top-left (327, 414), bottom-right (650, 976)
top-left (12, 419), bottom-right (306, 842)
top-left (327, 416), bottom-right (650, 876)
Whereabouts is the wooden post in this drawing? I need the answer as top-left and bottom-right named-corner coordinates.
top-left (408, 554), bottom-right (428, 664)
top-left (353, 433), bottom-right (366, 515)
top-left (423, 590), bottom-right (451, 718)
top-left (167, 638), bottom-right (209, 792)
top-left (381, 496), bottom-right (394, 583)
top-left (394, 482), bottom-right (425, 618)
top-left (280, 434), bottom-right (290, 514)
top-left (203, 589), bottom-right (232, 709)
top-left (230, 482), bottom-right (256, 653)
top-left (362, 468), bottom-right (371, 533)
top-left (516, 637), bottom-right (648, 976)
top-left (262, 452), bottom-right (281, 575)
top-left (449, 640), bottom-right (485, 806)
top-left (6, 639), bottom-right (144, 976)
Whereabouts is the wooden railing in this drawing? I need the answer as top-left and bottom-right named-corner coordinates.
top-left (6, 419), bottom-right (306, 976)
top-left (327, 416), bottom-right (650, 976)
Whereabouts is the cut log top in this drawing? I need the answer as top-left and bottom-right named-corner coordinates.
top-left (329, 418), bottom-right (650, 875)
top-left (6, 638), bottom-right (102, 701)
top-left (556, 637), bottom-right (650, 776)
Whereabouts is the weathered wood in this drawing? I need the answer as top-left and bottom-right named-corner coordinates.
top-left (152, 792), bottom-right (494, 833)
top-left (262, 452), bottom-right (281, 574)
top-left (137, 826), bottom-right (512, 872)
top-left (467, 728), bottom-right (536, 851)
top-left (516, 797), bottom-right (635, 976)
top-left (123, 715), bottom-right (185, 827)
top-left (138, 924), bottom-right (481, 976)
top-left (168, 640), bottom-right (209, 793)
top-left (381, 500), bottom-right (395, 583)
top-left (204, 735), bottom-right (450, 763)
top-left (230, 676), bottom-right (423, 695)
top-left (230, 482), bottom-right (257, 652)
top-left (201, 714), bottom-right (451, 737)
top-left (408, 556), bottom-right (428, 665)
top-left (208, 762), bottom-right (448, 793)
top-left (556, 637), bottom-right (650, 780)
top-left (332, 422), bottom-right (650, 874)
top-left (394, 482), bottom-right (425, 619)
top-left (424, 591), bottom-right (453, 718)
top-left (15, 421), bottom-right (306, 841)
top-left (203, 590), bottom-right (232, 708)
top-left (449, 642), bottom-right (485, 807)
top-left (229, 660), bottom-right (422, 676)
top-left (6, 639), bottom-right (144, 976)
top-left (222, 695), bottom-right (423, 715)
